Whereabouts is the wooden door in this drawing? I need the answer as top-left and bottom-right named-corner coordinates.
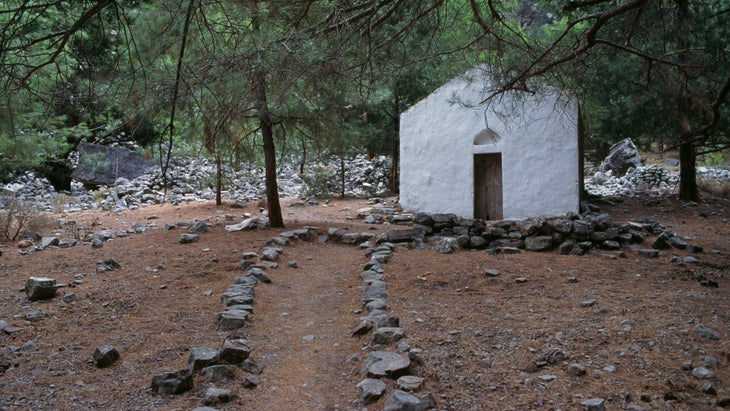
top-left (474, 153), bottom-right (503, 220)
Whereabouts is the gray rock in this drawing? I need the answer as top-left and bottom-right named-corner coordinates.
top-left (188, 347), bottom-right (219, 372)
top-left (363, 280), bottom-right (388, 301)
top-left (261, 247), bottom-right (281, 262)
top-left (246, 267), bottom-right (271, 283)
top-left (567, 363), bottom-right (587, 376)
top-left (484, 269), bottom-right (500, 277)
top-left (179, 233), bottom-right (199, 244)
top-left (698, 382), bottom-right (716, 395)
top-left (356, 378), bottom-right (387, 403)
top-left (363, 351), bottom-right (411, 377)
top-left (580, 299), bottom-right (597, 307)
top-left (219, 336), bottom-right (252, 365)
top-left (188, 221), bottom-right (209, 234)
top-left (242, 375), bottom-right (260, 388)
top-left (242, 358), bottom-right (264, 375)
top-left (536, 348), bottom-right (569, 367)
top-left (241, 251), bottom-right (258, 260)
top-left (39, 236), bottom-right (59, 249)
top-left (637, 248), bottom-right (659, 258)
top-left (200, 364), bottom-right (237, 382)
top-left (382, 390), bottom-right (435, 411)
top-left (25, 309), bottom-right (43, 322)
top-left (238, 260), bottom-right (255, 272)
top-left (553, 219), bottom-right (573, 234)
top-left (692, 367), bottom-right (715, 379)
top-left (434, 237), bottom-right (458, 254)
top-left (525, 235), bottom-right (552, 251)
top-left (701, 355), bottom-right (719, 368)
top-left (352, 319), bottom-right (374, 336)
top-left (369, 314), bottom-right (400, 329)
top-left (25, 277), bottom-right (57, 301)
top-left (397, 375), bottom-right (425, 391)
top-left (96, 258), bottom-right (122, 273)
top-left (385, 228), bottom-right (424, 243)
top-left (372, 327), bottom-right (406, 344)
top-left (683, 256), bottom-right (700, 264)
top-left (598, 138), bottom-right (642, 176)
top-left (203, 388), bottom-right (232, 405)
top-left (91, 238), bottom-right (104, 249)
top-left (218, 308), bottom-right (250, 331)
top-left (558, 241), bottom-right (583, 255)
top-left (365, 298), bottom-right (388, 313)
top-left (92, 345), bottom-right (120, 368)
top-left (149, 369), bottom-right (193, 395)
top-left (192, 408), bottom-right (220, 411)
top-left (580, 397), bottom-right (605, 411)
top-left (572, 220), bottom-right (593, 236)
top-left (72, 142), bottom-right (155, 186)
top-left (360, 270), bottom-right (385, 283)
top-left (694, 324), bottom-right (721, 340)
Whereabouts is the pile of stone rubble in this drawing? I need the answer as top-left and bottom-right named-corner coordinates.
top-left (0, 154), bottom-right (393, 212)
top-left (586, 165), bottom-right (729, 198)
top-left (586, 138), bottom-right (729, 197)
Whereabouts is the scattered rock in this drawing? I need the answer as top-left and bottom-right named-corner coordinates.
top-left (204, 388), bottom-right (232, 405)
top-left (200, 365), bottom-right (236, 382)
top-left (692, 367), bottom-right (715, 379)
top-left (356, 378), bottom-right (387, 403)
top-left (25, 277), bottom-right (57, 301)
top-left (242, 358), bottom-right (264, 375)
top-left (179, 233), bottom-right (200, 244)
top-left (382, 390), bottom-right (435, 411)
top-left (92, 345), bottom-right (120, 368)
top-left (188, 221), bottom-right (209, 234)
top-left (363, 351), bottom-right (411, 377)
top-left (372, 327), bottom-right (406, 344)
top-left (188, 347), bottom-right (219, 372)
top-left (484, 269), bottom-right (500, 277)
top-left (567, 363), bottom-right (587, 376)
top-left (219, 336), bottom-right (252, 365)
top-left (580, 397), bottom-right (605, 411)
top-left (96, 258), bottom-right (121, 272)
top-left (397, 375), bottom-right (425, 391)
top-left (149, 369), bottom-right (193, 395)
top-left (694, 324), bottom-right (721, 340)
top-left (242, 375), bottom-right (260, 389)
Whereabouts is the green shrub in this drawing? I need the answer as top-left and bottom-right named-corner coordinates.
top-left (1, 194), bottom-right (35, 240)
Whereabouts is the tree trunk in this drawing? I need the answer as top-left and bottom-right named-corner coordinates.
top-left (577, 103), bottom-right (587, 204)
top-left (250, 8), bottom-right (283, 228)
top-left (299, 135), bottom-right (306, 174)
top-left (339, 147), bottom-right (345, 199)
top-left (390, 87), bottom-right (400, 193)
top-left (678, 142), bottom-right (699, 201)
top-left (252, 73), bottom-right (284, 228)
top-left (215, 154), bottom-right (222, 206)
top-left (675, 0), bottom-right (699, 202)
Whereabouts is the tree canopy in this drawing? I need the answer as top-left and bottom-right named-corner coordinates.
top-left (1, 0), bottom-right (728, 220)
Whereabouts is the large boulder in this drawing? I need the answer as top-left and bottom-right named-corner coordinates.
top-left (598, 138), bottom-right (643, 177)
top-left (71, 142), bottom-right (155, 186)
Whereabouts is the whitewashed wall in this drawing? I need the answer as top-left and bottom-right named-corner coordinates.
top-left (399, 67), bottom-right (579, 220)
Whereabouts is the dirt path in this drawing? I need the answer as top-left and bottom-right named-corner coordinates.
top-left (238, 241), bottom-right (367, 410)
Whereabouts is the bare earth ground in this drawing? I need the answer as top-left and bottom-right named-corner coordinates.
top-left (0, 194), bottom-right (728, 411)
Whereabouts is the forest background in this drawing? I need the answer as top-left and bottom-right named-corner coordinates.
top-left (1, 0), bottom-right (728, 227)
